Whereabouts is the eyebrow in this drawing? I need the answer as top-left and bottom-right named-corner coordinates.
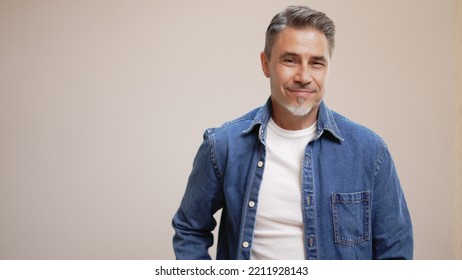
top-left (279, 52), bottom-right (299, 58)
top-left (279, 52), bottom-right (327, 62)
top-left (310, 55), bottom-right (327, 62)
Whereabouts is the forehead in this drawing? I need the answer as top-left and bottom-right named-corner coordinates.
top-left (272, 27), bottom-right (329, 58)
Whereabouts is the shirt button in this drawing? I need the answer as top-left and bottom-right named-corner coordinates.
top-left (257, 161), bottom-right (264, 168)
top-left (248, 201), bottom-right (255, 208)
top-left (242, 241), bottom-right (249, 248)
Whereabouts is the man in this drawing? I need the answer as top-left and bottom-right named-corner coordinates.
top-left (172, 5), bottom-right (413, 260)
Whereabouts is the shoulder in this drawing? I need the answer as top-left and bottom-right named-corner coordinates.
top-left (330, 109), bottom-right (387, 151)
top-left (203, 106), bottom-right (261, 141)
top-left (197, 106), bottom-right (263, 171)
top-left (328, 110), bottom-right (396, 178)
top-left (332, 110), bottom-right (385, 143)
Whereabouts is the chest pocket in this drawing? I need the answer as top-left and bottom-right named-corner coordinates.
top-left (331, 191), bottom-right (371, 246)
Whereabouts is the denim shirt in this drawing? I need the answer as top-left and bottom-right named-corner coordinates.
top-left (172, 99), bottom-right (413, 260)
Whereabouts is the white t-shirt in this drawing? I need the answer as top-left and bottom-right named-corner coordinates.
top-left (250, 118), bottom-right (317, 260)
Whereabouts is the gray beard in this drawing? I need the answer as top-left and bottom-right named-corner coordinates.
top-left (284, 98), bottom-right (314, 117)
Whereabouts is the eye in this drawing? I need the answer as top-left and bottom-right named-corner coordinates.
top-left (312, 62), bottom-right (325, 69)
top-left (282, 58), bottom-right (297, 65)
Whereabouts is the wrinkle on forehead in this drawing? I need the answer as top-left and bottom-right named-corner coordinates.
top-left (273, 27), bottom-right (330, 60)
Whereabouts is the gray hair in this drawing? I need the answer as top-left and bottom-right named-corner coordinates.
top-left (264, 5), bottom-right (336, 59)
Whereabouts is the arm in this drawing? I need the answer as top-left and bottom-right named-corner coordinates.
top-left (371, 143), bottom-right (413, 259)
top-left (172, 131), bottom-right (224, 259)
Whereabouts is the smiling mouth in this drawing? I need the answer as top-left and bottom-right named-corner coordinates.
top-left (286, 88), bottom-right (317, 98)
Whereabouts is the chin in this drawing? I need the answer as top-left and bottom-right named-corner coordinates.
top-left (285, 103), bottom-right (314, 117)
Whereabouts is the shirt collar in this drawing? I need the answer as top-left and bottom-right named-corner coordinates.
top-left (242, 98), bottom-right (344, 142)
top-left (315, 100), bottom-right (344, 142)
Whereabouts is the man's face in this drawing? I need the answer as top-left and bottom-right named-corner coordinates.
top-left (261, 27), bottom-right (331, 125)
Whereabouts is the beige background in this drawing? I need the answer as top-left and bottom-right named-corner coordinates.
top-left (0, 0), bottom-right (460, 259)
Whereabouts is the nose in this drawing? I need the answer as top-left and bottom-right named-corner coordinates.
top-left (294, 65), bottom-right (312, 85)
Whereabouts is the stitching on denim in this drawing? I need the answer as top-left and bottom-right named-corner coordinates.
top-left (373, 142), bottom-right (387, 181)
top-left (332, 192), bottom-right (371, 246)
top-left (207, 132), bottom-right (224, 185)
top-left (304, 144), bottom-right (318, 259)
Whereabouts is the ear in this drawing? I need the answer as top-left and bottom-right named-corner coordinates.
top-left (260, 52), bottom-right (270, 78)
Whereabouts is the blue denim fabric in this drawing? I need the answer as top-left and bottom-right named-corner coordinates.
top-left (172, 99), bottom-right (413, 260)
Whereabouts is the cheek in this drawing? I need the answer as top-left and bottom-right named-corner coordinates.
top-left (313, 71), bottom-right (328, 88)
top-left (275, 68), bottom-right (296, 85)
